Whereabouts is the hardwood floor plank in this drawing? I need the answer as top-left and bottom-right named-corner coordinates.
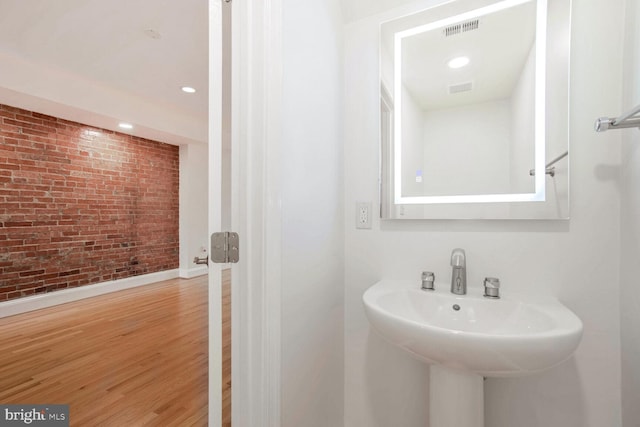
top-left (221, 268), bottom-right (232, 427)
top-left (0, 275), bottom-right (214, 427)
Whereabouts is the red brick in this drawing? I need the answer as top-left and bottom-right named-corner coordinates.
top-left (0, 103), bottom-right (179, 301)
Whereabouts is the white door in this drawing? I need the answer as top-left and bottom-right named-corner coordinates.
top-left (209, 1), bottom-right (282, 426)
top-left (208, 1), bottom-right (231, 426)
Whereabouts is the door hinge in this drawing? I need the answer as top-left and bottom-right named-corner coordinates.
top-left (211, 232), bottom-right (239, 263)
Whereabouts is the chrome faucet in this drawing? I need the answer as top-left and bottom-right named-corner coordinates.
top-left (450, 248), bottom-right (467, 295)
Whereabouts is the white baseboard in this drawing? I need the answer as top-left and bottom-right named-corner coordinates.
top-left (0, 269), bottom-right (180, 319)
top-left (179, 266), bottom-right (208, 279)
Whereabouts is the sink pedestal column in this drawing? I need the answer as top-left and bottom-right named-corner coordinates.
top-left (429, 365), bottom-right (484, 427)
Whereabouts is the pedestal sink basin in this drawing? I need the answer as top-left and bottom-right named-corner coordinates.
top-left (363, 279), bottom-right (583, 427)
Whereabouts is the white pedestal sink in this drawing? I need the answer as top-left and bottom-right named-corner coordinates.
top-left (363, 279), bottom-right (583, 427)
top-left (430, 365), bottom-right (484, 427)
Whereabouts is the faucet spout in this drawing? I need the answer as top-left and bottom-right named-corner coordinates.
top-left (450, 248), bottom-right (467, 295)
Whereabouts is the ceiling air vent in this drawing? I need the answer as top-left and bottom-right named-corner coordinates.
top-left (443, 19), bottom-right (479, 37)
top-left (449, 81), bottom-right (473, 94)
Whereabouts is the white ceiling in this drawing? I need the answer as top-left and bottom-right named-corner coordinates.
top-left (0, 0), bottom-right (385, 146)
top-left (340, 0), bottom-right (423, 22)
top-left (401, 1), bottom-right (536, 110)
top-left (0, 0), bottom-right (531, 145)
top-left (0, 0), bottom-right (208, 145)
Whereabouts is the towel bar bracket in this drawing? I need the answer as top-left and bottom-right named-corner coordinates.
top-left (595, 116), bottom-right (640, 132)
top-left (595, 103), bottom-right (640, 132)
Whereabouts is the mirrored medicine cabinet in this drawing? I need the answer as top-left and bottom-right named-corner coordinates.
top-left (379, 0), bottom-right (571, 219)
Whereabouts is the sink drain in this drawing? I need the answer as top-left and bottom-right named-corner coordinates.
top-left (452, 304), bottom-right (461, 311)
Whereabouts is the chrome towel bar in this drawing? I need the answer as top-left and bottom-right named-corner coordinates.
top-left (595, 103), bottom-right (640, 132)
top-left (529, 151), bottom-right (568, 177)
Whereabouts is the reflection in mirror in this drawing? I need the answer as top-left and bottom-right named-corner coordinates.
top-left (380, 0), bottom-right (570, 219)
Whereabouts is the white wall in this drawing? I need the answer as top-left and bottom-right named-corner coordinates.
top-left (422, 100), bottom-right (511, 196)
top-left (281, 0), bottom-right (345, 425)
top-left (620, 0), bottom-right (640, 424)
top-left (179, 143), bottom-right (209, 278)
top-left (509, 43), bottom-right (536, 195)
top-left (401, 85), bottom-right (426, 196)
top-left (344, 1), bottom-right (623, 426)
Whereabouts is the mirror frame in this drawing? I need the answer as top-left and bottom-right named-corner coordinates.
top-left (395, 0), bottom-right (546, 204)
top-left (380, 0), bottom-right (571, 219)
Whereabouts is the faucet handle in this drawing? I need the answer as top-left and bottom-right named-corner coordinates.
top-left (483, 277), bottom-right (500, 299)
top-left (421, 271), bottom-right (435, 291)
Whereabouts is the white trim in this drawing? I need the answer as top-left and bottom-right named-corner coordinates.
top-left (232, 0), bottom-right (282, 425)
top-left (0, 269), bottom-right (179, 319)
top-left (263, 0), bottom-right (283, 422)
top-left (179, 266), bottom-right (209, 279)
top-left (208, 1), bottom-right (224, 427)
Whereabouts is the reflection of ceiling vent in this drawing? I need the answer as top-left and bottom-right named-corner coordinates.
top-left (449, 81), bottom-right (474, 94)
top-left (443, 19), bottom-right (479, 37)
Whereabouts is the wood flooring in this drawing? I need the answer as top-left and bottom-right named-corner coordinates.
top-left (0, 273), bottom-right (231, 427)
top-left (221, 269), bottom-right (231, 427)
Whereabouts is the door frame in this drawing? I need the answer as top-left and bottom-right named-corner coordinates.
top-left (209, 1), bottom-right (283, 426)
top-left (208, 2), bottom-right (224, 426)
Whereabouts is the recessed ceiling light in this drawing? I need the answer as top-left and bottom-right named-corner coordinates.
top-left (447, 56), bottom-right (470, 69)
top-left (181, 86), bottom-right (196, 93)
top-left (118, 123), bottom-right (133, 130)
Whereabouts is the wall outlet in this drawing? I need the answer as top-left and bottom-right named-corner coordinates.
top-left (356, 202), bottom-right (372, 229)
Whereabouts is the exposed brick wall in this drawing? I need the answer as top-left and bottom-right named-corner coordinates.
top-left (0, 104), bottom-right (179, 301)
